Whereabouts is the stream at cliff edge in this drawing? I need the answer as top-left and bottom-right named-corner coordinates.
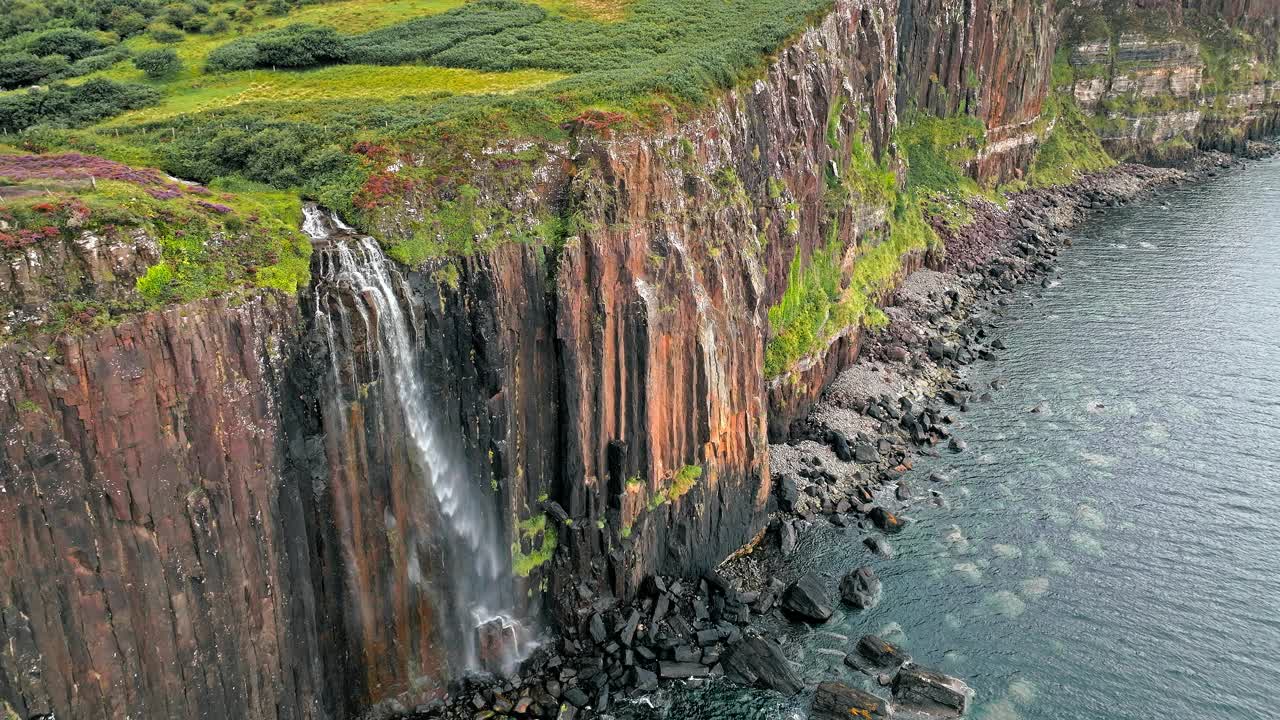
top-left (619, 156), bottom-right (1280, 720)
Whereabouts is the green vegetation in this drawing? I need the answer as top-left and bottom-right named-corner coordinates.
top-left (0, 0), bottom-right (841, 289)
top-left (668, 464), bottom-right (702, 502)
top-left (511, 512), bottom-right (558, 577)
top-left (764, 111), bottom-right (961, 379)
top-left (0, 156), bottom-right (309, 314)
top-left (16, 399), bottom-right (40, 414)
top-left (133, 48), bottom-right (182, 79)
top-left (0, 79), bottom-right (159, 133)
top-left (1028, 95), bottom-right (1115, 186)
top-left (897, 111), bottom-right (985, 197)
top-left (206, 23), bottom-right (350, 72)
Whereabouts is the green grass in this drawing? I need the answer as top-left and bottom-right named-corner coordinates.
top-left (764, 190), bottom-right (937, 379)
top-left (0, 163), bottom-right (309, 342)
top-left (100, 65), bottom-right (566, 126)
top-left (0, 0), bottom-right (838, 285)
top-left (1027, 95), bottom-right (1115, 186)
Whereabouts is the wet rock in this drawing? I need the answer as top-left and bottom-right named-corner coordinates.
top-left (868, 506), bottom-right (905, 534)
top-left (781, 572), bottom-right (833, 622)
top-left (895, 482), bottom-right (911, 501)
top-left (811, 681), bottom-right (891, 719)
top-left (629, 666), bottom-right (657, 691)
top-left (893, 666), bottom-right (974, 717)
top-left (839, 566), bottom-right (881, 610)
top-left (847, 635), bottom-right (910, 673)
top-left (659, 661), bottom-right (709, 679)
top-left (722, 635), bottom-right (805, 696)
top-left (863, 535), bottom-right (894, 558)
top-left (619, 610), bottom-right (640, 647)
top-left (948, 437), bottom-right (967, 453)
top-left (589, 613), bottom-right (607, 644)
top-left (563, 686), bottom-right (590, 708)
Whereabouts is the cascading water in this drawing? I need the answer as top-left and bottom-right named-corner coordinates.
top-left (303, 204), bottom-right (532, 677)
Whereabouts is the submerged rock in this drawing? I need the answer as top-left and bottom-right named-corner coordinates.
top-left (863, 535), bottom-right (894, 558)
top-left (839, 566), bottom-right (882, 610)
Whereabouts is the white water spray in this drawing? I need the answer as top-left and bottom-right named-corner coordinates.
top-left (304, 205), bottom-right (530, 674)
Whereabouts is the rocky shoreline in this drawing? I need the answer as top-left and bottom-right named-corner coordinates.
top-left (408, 145), bottom-right (1272, 720)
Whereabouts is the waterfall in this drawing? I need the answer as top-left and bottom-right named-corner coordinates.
top-left (303, 204), bottom-right (531, 677)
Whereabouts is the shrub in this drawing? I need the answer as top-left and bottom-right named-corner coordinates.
top-left (64, 48), bottom-right (132, 77)
top-left (345, 0), bottom-right (547, 65)
top-left (205, 23), bottom-right (348, 72)
top-left (24, 28), bottom-right (106, 61)
top-left (0, 78), bottom-right (160, 133)
top-left (0, 52), bottom-right (60, 90)
top-left (148, 24), bottom-right (186, 44)
top-left (201, 17), bottom-right (231, 35)
top-left (108, 9), bottom-right (150, 38)
top-left (133, 48), bottom-right (182, 79)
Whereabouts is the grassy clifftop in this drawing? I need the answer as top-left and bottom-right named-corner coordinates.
top-left (2, 0), bottom-right (832, 201)
top-left (1, 0), bottom-right (838, 320)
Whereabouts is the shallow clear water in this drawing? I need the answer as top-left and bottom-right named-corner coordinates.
top-left (619, 156), bottom-right (1280, 720)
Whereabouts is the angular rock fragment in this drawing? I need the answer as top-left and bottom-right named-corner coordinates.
top-left (781, 572), bottom-right (833, 622)
top-left (812, 681), bottom-right (891, 719)
top-left (893, 665), bottom-right (974, 717)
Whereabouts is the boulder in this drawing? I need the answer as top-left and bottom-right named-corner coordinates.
top-left (812, 681), bottom-right (891, 719)
top-left (827, 430), bottom-right (854, 462)
top-left (781, 572), bottom-right (833, 622)
top-left (627, 666), bottom-right (655, 692)
top-left (777, 473), bottom-right (801, 511)
top-left (846, 635), bottom-right (910, 673)
top-left (722, 635), bottom-right (804, 696)
top-left (839, 566), bottom-right (881, 610)
top-left (868, 506), bottom-right (905, 534)
top-left (893, 666), bottom-right (974, 717)
top-left (854, 444), bottom-right (880, 463)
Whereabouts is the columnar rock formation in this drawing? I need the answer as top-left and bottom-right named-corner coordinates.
top-left (2, 0), bottom-right (1278, 718)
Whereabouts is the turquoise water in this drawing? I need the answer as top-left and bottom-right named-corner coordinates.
top-left (620, 156), bottom-right (1280, 719)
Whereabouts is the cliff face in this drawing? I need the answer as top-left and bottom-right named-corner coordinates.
top-left (1062, 0), bottom-right (1280, 161)
top-left (0, 293), bottom-right (314, 720)
top-left (897, 0), bottom-right (1058, 181)
top-left (3, 0), bottom-right (1280, 718)
top-left (548, 0), bottom-right (901, 608)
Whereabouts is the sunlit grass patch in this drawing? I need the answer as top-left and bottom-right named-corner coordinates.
top-left (103, 65), bottom-right (568, 125)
